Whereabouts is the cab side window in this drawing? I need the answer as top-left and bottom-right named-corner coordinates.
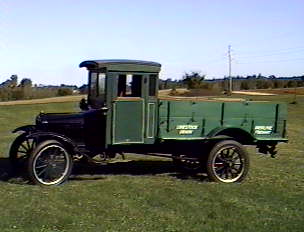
top-left (149, 75), bottom-right (157, 96)
top-left (117, 74), bottom-right (142, 97)
top-left (118, 75), bottom-right (127, 96)
top-left (90, 72), bottom-right (98, 97)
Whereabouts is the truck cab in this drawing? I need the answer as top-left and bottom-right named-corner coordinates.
top-left (79, 59), bottom-right (161, 146)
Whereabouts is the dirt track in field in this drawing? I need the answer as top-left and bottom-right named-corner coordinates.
top-left (0, 95), bottom-right (85, 106)
top-left (232, 91), bottom-right (276, 96)
top-left (158, 88), bottom-right (189, 96)
top-left (159, 88), bottom-right (277, 97)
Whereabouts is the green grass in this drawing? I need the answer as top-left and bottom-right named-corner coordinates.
top-left (0, 96), bottom-right (303, 232)
top-left (0, 102), bottom-right (80, 157)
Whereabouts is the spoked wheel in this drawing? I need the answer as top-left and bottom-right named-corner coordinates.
top-left (9, 133), bottom-right (37, 172)
top-left (28, 140), bottom-right (73, 186)
top-left (206, 140), bottom-right (249, 183)
top-left (173, 155), bottom-right (201, 173)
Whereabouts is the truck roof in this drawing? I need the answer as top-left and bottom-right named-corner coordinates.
top-left (79, 59), bottom-right (161, 73)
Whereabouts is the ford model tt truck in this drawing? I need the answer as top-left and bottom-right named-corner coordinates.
top-left (9, 60), bottom-right (288, 186)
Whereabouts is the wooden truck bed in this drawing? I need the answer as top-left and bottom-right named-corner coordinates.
top-left (158, 99), bottom-right (287, 143)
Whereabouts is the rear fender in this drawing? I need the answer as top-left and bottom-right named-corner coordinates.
top-left (207, 127), bottom-right (256, 145)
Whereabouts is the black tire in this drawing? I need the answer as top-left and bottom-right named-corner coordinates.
top-left (206, 140), bottom-right (249, 183)
top-left (28, 140), bottom-right (73, 186)
top-left (9, 133), bottom-right (36, 173)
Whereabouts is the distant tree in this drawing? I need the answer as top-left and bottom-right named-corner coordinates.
top-left (12, 89), bottom-right (24, 100)
top-left (268, 75), bottom-right (276, 79)
top-left (18, 78), bottom-right (33, 99)
top-left (0, 75), bottom-right (18, 88)
top-left (246, 75), bottom-right (256, 80)
top-left (240, 81), bottom-right (249, 90)
top-left (256, 79), bottom-right (270, 89)
top-left (57, 88), bottom-right (73, 96)
top-left (79, 84), bottom-right (88, 94)
top-left (272, 80), bottom-right (281, 88)
top-left (164, 79), bottom-right (171, 89)
top-left (10, 75), bottom-right (18, 88)
top-left (182, 71), bottom-right (206, 89)
top-left (20, 78), bottom-right (32, 88)
top-left (297, 80), bottom-right (304, 87)
top-left (287, 80), bottom-right (297, 88)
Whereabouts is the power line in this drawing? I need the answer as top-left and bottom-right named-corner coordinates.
top-left (236, 50), bottom-right (304, 59)
top-left (237, 57), bottom-right (304, 64)
top-left (231, 45), bottom-right (304, 64)
top-left (235, 46), bottom-right (304, 55)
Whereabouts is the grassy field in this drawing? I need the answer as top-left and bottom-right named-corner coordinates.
top-left (0, 95), bottom-right (303, 231)
top-left (0, 95), bottom-right (85, 106)
top-left (257, 87), bottom-right (304, 95)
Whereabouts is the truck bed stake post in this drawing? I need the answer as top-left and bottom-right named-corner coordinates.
top-left (274, 104), bottom-right (279, 133)
top-left (251, 120), bottom-right (255, 134)
top-left (221, 103), bottom-right (225, 126)
top-left (201, 118), bottom-right (206, 136)
top-left (166, 101), bottom-right (171, 132)
top-left (282, 120), bottom-right (287, 137)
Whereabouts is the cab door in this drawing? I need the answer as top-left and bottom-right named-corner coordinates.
top-left (112, 74), bottom-right (145, 144)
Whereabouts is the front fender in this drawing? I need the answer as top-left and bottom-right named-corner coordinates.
top-left (12, 125), bottom-right (36, 134)
top-left (26, 131), bottom-right (79, 153)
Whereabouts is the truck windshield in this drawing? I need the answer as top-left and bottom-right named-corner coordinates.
top-left (89, 72), bottom-right (106, 108)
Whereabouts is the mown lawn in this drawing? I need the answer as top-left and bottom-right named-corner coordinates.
top-left (0, 95), bottom-right (303, 232)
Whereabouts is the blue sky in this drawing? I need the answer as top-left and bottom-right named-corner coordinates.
top-left (0, 0), bottom-right (303, 85)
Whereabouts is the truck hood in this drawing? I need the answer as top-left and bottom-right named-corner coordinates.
top-left (36, 112), bottom-right (85, 126)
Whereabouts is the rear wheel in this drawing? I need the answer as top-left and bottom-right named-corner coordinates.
top-left (28, 140), bottom-right (73, 186)
top-left (206, 140), bottom-right (249, 183)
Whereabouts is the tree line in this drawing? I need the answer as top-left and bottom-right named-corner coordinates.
top-left (159, 72), bottom-right (304, 92)
top-left (1, 72), bottom-right (303, 101)
top-left (0, 75), bottom-right (79, 101)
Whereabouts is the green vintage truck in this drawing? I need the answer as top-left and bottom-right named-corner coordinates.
top-left (10, 60), bottom-right (288, 186)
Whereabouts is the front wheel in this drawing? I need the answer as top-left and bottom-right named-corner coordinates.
top-left (9, 133), bottom-right (37, 173)
top-left (206, 140), bottom-right (249, 183)
top-left (28, 140), bottom-right (73, 186)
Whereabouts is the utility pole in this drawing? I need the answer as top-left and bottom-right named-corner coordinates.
top-left (228, 45), bottom-right (232, 94)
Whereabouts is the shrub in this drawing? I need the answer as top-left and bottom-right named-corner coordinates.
top-left (57, 88), bottom-right (73, 96)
